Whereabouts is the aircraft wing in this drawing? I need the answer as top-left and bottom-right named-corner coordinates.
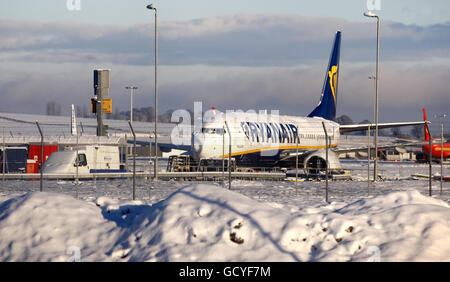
top-left (339, 121), bottom-right (428, 133)
top-left (279, 141), bottom-right (428, 161)
top-left (333, 141), bottom-right (425, 154)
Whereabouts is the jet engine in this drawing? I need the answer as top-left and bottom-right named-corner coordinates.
top-left (302, 149), bottom-right (341, 174)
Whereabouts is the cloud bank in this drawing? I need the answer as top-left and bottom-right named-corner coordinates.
top-left (0, 14), bottom-right (449, 122)
top-left (1, 15), bottom-right (449, 66)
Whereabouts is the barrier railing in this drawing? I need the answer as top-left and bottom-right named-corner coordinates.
top-left (1, 171), bottom-right (287, 180)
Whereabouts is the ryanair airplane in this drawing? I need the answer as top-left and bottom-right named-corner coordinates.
top-left (185, 31), bottom-right (426, 173)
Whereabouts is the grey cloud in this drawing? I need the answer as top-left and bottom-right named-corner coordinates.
top-left (1, 15), bottom-right (450, 66)
top-left (0, 61), bottom-right (448, 123)
top-left (0, 15), bottom-right (449, 122)
top-left (159, 63), bottom-right (450, 123)
top-left (336, 63), bottom-right (449, 122)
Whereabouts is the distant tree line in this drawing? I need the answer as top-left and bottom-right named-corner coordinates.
top-left (46, 102), bottom-right (61, 116)
top-left (105, 106), bottom-right (194, 124)
top-left (46, 102), bottom-right (193, 124)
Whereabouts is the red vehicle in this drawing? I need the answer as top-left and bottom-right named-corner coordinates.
top-left (421, 108), bottom-right (450, 162)
top-left (27, 144), bottom-right (58, 173)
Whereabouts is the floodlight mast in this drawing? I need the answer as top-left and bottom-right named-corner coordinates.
top-left (364, 11), bottom-right (380, 182)
top-left (125, 86), bottom-right (138, 124)
top-left (147, 4), bottom-right (158, 180)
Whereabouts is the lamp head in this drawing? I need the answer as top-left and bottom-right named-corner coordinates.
top-left (147, 4), bottom-right (156, 10)
top-left (364, 11), bottom-right (378, 18)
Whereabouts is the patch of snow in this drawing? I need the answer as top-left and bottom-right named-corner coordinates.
top-left (1, 185), bottom-right (449, 261)
top-left (0, 192), bottom-right (120, 261)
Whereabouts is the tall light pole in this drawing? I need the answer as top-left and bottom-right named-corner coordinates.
top-left (147, 4), bottom-right (158, 180)
top-left (364, 11), bottom-right (380, 182)
top-left (435, 113), bottom-right (447, 195)
top-left (125, 86), bottom-right (138, 124)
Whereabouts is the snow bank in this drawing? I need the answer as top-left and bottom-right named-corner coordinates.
top-left (331, 190), bottom-right (450, 261)
top-left (0, 192), bottom-right (120, 261)
top-left (115, 184), bottom-right (297, 261)
top-left (0, 185), bottom-right (449, 262)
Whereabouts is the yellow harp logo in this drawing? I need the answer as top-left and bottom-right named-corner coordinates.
top-left (328, 65), bottom-right (338, 104)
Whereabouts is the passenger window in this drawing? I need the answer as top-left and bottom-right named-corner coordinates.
top-left (202, 128), bottom-right (225, 134)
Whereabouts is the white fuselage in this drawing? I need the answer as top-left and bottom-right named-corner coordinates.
top-left (191, 112), bottom-right (340, 166)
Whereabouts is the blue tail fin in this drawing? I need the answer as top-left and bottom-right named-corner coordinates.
top-left (308, 31), bottom-right (341, 121)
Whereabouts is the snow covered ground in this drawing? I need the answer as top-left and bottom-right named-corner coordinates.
top-left (0, 160), bottom-right (449, 261)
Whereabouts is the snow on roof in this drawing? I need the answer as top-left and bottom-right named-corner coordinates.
top-left (0, 112), bottom-right (176, 137)
top-left (2, 135), bottom-right (125, 146)
top-left (0, 185), bottom-right (449, 261)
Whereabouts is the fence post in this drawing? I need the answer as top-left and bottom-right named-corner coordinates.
top-left (128, 121), bottom-right (136, 200)
top-left (367, 125), bottom-right (371, 196)
top-left (222, 125), bottom-right (225, 186)
top-left (322, 122), bottom-right (329, 203)
top-left (440, 123), bottom-right (444, 195)
top-left (36, 121), bottom-right (44, 192)
top-left (2, 127), bottom-right (5, 188)
top-left (426, 123), bottom-right (432, 196)
top-left (75, 129), bottom-right (79, 185)
top-left (295, 134), bottom-right (299, 197)
top-left (225, 121), bottom-right (232, 190)
top-left (125, 134), bottom-right (128, 172)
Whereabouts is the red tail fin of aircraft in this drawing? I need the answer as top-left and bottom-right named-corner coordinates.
top-left (423, 107), bottom-right (431, 141)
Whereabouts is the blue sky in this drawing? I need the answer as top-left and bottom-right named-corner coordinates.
top-left (0, 0), bottom-right (449, 128)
